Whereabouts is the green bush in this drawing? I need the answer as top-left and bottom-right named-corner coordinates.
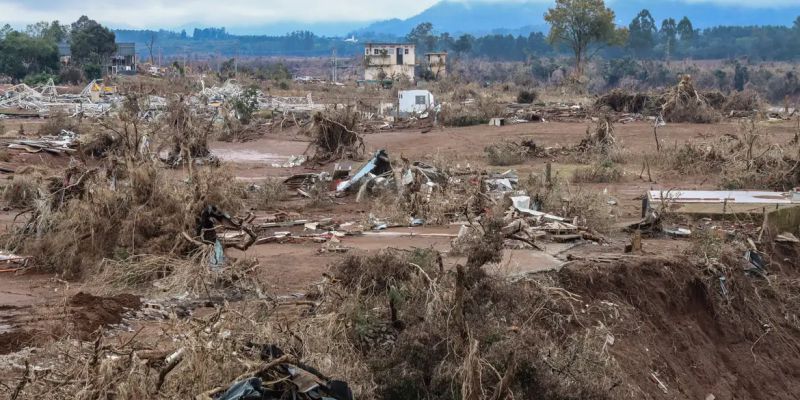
top-left (83, 63), bottom-right (103, 80)
top-left (23, 72), bottom-right (58, 86)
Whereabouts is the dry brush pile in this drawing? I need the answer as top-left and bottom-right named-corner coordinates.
top-left (595, 75), bottom-right (764, 123)
top-left (305, 107), bottom-right (365, 162)
top-left (652, 118), bottom-right (800, 190)
top-left (1, 93), bottom-right (247, 278)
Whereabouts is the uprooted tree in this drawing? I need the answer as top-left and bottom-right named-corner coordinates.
top-left (306, 108), bottom-right (365, 162)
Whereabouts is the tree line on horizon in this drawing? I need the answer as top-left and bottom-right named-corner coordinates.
top-left (2, 0), bottom-right (800, 84)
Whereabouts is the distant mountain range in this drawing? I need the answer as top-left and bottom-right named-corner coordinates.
top-left (354, 0), bottom-right (800, 38)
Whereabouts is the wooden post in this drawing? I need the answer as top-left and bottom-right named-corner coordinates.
top-left (545, 162), bottom-right (552, 188)
top-left (653, 117), bottom-right (662, 152)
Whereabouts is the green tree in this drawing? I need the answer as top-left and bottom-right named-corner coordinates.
top-left (0, 30), bottom-right (59, 81)
top-left (26, 21), bottom-right (67, 43)
top-left (713, 69), bottom-right (727, 89)
top-left (544, 0), bottom-right (626, 77)
top-left (628, 9), bottom-right (657, 56)
top-left (83, 63), bottom-right (103, 80)
top-left (407, 22), bottom-right (436, 53)
top-left (438, 32), bottom-right (454, 51)
top-left (734, 62), bottom-right (749, 91)
top-left (794, 16), bottom-right (800, 31)
top-left (69, 16), bottom-right (117, 64)
top-left (452, 34), bottom-right (474, 54)
top-left (0, 24), bottom-right (12, 40)
top-left (677, 16), bottom-right (694, 43)
top-left (232, 86), bottom-right (259, 125)
top-left (660, 18), bottom-right (677, 60)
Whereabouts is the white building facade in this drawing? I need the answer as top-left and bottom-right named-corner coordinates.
top-left (364, 43), bottom-right (416, 82)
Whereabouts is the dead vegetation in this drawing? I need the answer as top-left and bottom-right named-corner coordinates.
top-left (594, 76), bottom-right (763, 123)
top-left (11, 218), bottom-right (800, 399)
top-left (440, 94), bottom-right (504, 127)
top-left (1, 91), bottom-right (248, 278)
top-left (484, 140), bottom-right (530, 166)
top-left (3, 163), bottom-right (243, 277)
top-left (577, 115), bottom-right (618, 155)
top-left (661, 75), bottom-right (722, 123)
top-left (2, 172), bottom-right (43, 208)
top-left (595, 89), bottom-right (655, 114)
top-left (4, 64), bottom-right (800, 400)
top-left (572, 159), bottom-right (624, 183)
top-left (650, 117), bottom-right (800, 190)
top-left (305, 107), bottom-right (365, 162)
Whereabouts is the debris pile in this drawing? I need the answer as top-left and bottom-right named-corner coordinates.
top-left (0, 79), bottom-right (115, 118)
top-left (593, 77), bottom-right (765, 122)
top-left (577, 115), bottom-right (617, 154)
top-left (594, 89), bottom-right (656, 114)
top-left (201, 80), bottom-right (325, 114)
top-left (661, 75), bottom-right (722, 123)
top-left (306, 108), bottom-right (365, 162)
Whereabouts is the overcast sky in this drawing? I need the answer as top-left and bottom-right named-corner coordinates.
top-left (1, 0), bottom-right (797, 30)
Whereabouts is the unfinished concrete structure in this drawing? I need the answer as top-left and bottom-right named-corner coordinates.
top-left (425, 52), bottom-right (447, 79)
top-left (108, 42), bottom-right (137, 75)
top-left (364, 43), bottom-right (416, 82)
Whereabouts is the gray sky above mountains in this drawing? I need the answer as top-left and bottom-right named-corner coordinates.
top-left (1, 0), bottom-right (797, 30)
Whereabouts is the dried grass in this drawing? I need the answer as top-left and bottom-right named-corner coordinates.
top-left (723, 90), bottom-right (763, 114)
top-left (648, 118), bottom-right (800, 190)
top-left (572, 160), bottom-right (624, 183)
top-left (249, 177), bottom-right (287, 210)
top-left (577, 115), bottom-right (618, 156)
top-left (484, 141), bottom-right (528, 166)
top-left (4, 163), bottom-right (244, 277)
top-left (440, 95), bottom-right (503, 127)
top-left (594, 89), bottom-right (657, 114)
top-left (14, 228), bottom-right (800, 400)
top-left (2, 173), bottom-right (44, 209)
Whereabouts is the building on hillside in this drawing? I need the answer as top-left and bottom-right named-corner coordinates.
top-left (108, 42), bottom-right (137, 75)
top-left (58, 42), bottom-right (71, 65)
top-left (363, 43), bottom-right (416, 83)
top-left (424, 52), bottom-right (447, 79)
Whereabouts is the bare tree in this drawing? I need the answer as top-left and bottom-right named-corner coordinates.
top-left (146, 32), bottom-right (157, 65)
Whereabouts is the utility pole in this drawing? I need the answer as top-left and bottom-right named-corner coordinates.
top-left (331, 48), bottom-right (337, 83)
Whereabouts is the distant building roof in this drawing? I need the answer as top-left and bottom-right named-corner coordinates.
top-left (115, 42), bottom-right (136, 57)
top-left (365, 43), bottom-right (414, 47)
top-left (425, 52), bottom-right (448, 55)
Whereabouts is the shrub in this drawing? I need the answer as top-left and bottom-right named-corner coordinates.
top-left (572, 160), bottom-right (623, 183)
top-left (58, 67), bottom-right (85, 85)
top-left (516, 89), bottom-right (538, 104)
top-left (2, 174), bottom-right (42, 209)
top-left (485, 142), bottom-right (528, 166)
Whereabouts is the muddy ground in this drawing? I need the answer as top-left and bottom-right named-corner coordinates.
top-left (0, 115), bottom-right (798, 398)
top-left (0, 118), bottom-right (788, 337)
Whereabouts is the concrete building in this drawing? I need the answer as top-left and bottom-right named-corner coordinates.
top-left (425, 52), bottom-right (447, 79)
top-left (364, 43), bottom-right (415, 82)
top-left (108, 42), bottom-right (137, 75)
